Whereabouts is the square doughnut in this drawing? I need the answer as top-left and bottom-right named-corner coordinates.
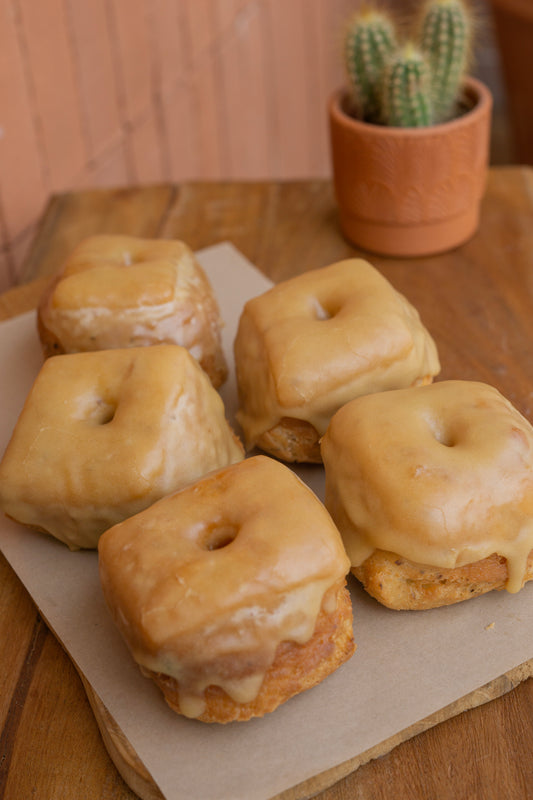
top-left (37, 234), bottom-right (228, 387)
top-left (321, 380), bottom-right (533, 609)
top-left (98, 455), bottom-right (355, 723)
top-left (0, 345), bottom-right (243, 550)
top-left (234, 258), bottom-right (440, 463)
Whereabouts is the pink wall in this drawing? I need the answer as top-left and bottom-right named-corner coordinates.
top-left (0, 0), bottom-right (509, 290)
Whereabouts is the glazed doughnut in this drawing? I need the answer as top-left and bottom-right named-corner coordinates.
top-left (234, 258), bottom-right (440, 463)
top-left (321, 380), bottom-right (533, 610)
top-left (37, 234), bottom-right (228, 388)
top-left (0, 345), bottom-right (244, 550)
top-left (98, 455), bottom-right (355, 723)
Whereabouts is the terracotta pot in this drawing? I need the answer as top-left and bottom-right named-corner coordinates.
top-left (490, 0), bottom-right (533, 165)
top-left (328, 76), bottom-right (493, 258)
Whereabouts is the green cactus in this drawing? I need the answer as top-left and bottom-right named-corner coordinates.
top-left (417, 0), bottom-right (473, 121)
top-left (344, 7), bottom-right (398, 122)
top-left (381, 44), bottom-right (433, 127)
top-left (342, 0), bottom-right (474, 127)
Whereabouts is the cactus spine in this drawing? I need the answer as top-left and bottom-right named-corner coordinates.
top-left (418, 0), bottom-right (473, 122)
top-left (342, 0), bottom-right (473, 127)
top-left (344, 8), bottom-right (397, 122)
top-left (381, 45), bottom-right (433, 128)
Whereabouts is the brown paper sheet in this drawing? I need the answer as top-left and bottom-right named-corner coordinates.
top-left (1, 242), bottom-right (533, 800)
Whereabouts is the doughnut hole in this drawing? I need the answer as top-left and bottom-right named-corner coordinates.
top-left (120, 249), bottom-right (135, 267)
top-left (75, 393), bottom-right (117, 425)
top-left (120, 246), bottom-right (153, 267)
top-left (203, 523), bottom-right (239, 551)
top-left (90, 398), bottom-right (116, 425)
top-left (426, 413), bottom-right (457, 447)
top-left (310, 295), bottom-right (342, 321)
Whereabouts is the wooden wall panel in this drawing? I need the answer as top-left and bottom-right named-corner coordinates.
top-left (0, 0), bottom-right (48, 286)
top-left (77, 143), bottom-right (130, 190)
top-left (0, 252), bottom-right (11, 294)
top-left (109, 0), bottom-right (154, 126)
top-left (188, 0), bottom-right (219, 60)
top-left (17, 0), bottom-right (86, 191)
top-left (215, 1), bottom-right (273, 177)
top-left (189, 46), bottom-right (226, 179)
top-left (65, 0), bottom-right (124, 168)
top-left (161, 81), bottom-right (199, 181)
top-left (148, 0), bottom-right (187, 180)
top-left (128, 114), bottom-right (167, 185)
top-left (0, 0), bottom-right (511, 289)
top-left (264, 0), bottom-right (314, 177)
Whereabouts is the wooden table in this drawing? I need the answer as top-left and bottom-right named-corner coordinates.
top-left (2, 168), bottom-right (533, 799)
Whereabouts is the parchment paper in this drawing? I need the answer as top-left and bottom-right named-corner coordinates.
top-left (1, 242), bottom-right (533, 800)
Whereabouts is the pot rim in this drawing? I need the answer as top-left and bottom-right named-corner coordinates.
top-left (329, 75), bottom-right (492, 139)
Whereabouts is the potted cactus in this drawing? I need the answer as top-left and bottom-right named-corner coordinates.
top-left (329, 0), bottom-right (493, 257)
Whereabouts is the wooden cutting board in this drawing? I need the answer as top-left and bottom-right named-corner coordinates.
top-left (3, 169), bottom-right (533, 800)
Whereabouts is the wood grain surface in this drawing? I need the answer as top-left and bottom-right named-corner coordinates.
top-left (2, 169), bottom-right (533, 799)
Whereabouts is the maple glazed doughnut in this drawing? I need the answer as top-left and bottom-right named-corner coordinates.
top-left (98, 456), bottom-right (355, 723)
top-left (321, 380), bottom-right (533, 610)
top-left (234, 258), bottom-right (440, 463)
top-left (0, 345), bottom-right (243, 550)
top-left (37, 234), bottom-right (228, 387)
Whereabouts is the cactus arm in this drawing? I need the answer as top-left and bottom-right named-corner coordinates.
top-left (340, 0), bottom-right (473, 127)
top-left (418, 0), bottom-right (473, 122)
top-left (381, 44), bottom-right (434, 127)
top-left (344, 8), bottom-right (398, 121)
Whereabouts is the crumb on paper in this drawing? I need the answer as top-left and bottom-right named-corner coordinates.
top-left (485, 622), bottom-right (495, 631)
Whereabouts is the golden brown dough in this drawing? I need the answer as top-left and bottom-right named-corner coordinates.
top-left (37, 234), bottom-right (227, 387)
top-left (234, 258), bottom-right (439, 462)
top-left (0, 345), bottom-right (243, 549)
top-left (321, 380), bottom-right (533, 609)
top-left (352, 550), bottom-right (533, 611)
top-left (255, 417), bottom-right (324, 464)
top-left (146, 581), bottom-right (354, 723)
top-left (98, 455), bottom-right (355, 722)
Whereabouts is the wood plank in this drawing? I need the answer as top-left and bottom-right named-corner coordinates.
top-left (5, 616), bottom-right (137, 800)
top-left (17, 0), bottom-right (86, 190)
top-left (149, 0), bottom-right (188, 93)
top-left (160, 82), bottom-right (200, 181)
top-left (127, 114), bottom-right (166, 184)
top-left (109, 0), bottom-right (153, 124)
top-left (16, 180), bottom-right (350, 286)
top-left (0, 555), bottom-right (37, 732)
top-left (64, 0), bottom-right (123, 161)
top-left (158, 180), bottom-right (354, 278)
top-left (9, 224), bottom-right (37, 284)
top-left (0, 249), bottom-right (14, 294)
top-left (0, 275), bottom-right (48, 318)
top-left (275, 663), bottom-right (533, 800)
top-left (214, 1), bottom-right (273, 177)
top-left (18, 184), bottom-right (177, 283)
top-left (74, 138), bottom-right (131, 191)
top-left (262, 0), bottom-right (314, 177)
top-left (187, 0), bottom-right (218, 65)
top-left (186, 45), bottom-right (225, 177)
top-left (0, 0), bottom-right (48, 241)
